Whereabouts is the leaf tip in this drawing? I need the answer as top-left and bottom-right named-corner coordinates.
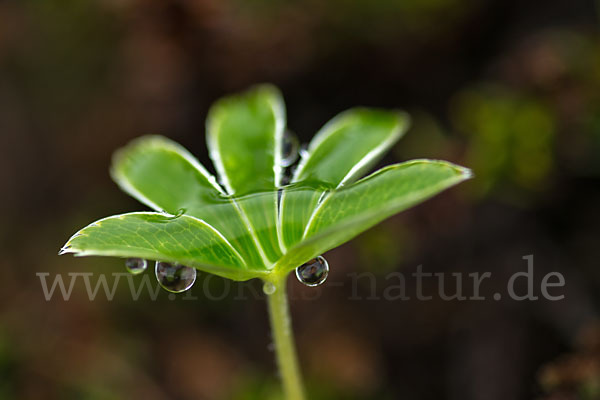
top-left (456, 165), bottom-right (474, 180)
top-left (249, 82), bottom-right (283, 99)
top-left (392, 109), bottom-right (412, 130)
top-left (110, 135), bottom-right (172, 176)
top-left (58, 231), bottom-right (85, 256)
top-left (58, 244), bottom-right (73, 255)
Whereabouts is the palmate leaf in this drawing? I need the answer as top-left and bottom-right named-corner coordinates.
top-left (60, 84), bottom-right (472, 282)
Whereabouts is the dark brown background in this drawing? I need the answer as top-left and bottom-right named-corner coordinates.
top-left (1, 0), bottom-right (599, 399)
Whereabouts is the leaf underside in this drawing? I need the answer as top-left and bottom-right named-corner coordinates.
top-left (61, 84), bottom-right (472, 281)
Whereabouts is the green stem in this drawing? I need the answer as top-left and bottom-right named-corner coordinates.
top-left (266, 273), bottom-right (306, 400)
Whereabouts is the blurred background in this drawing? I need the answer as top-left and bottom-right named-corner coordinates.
top-left (1, 0), bottom-right (600, 399)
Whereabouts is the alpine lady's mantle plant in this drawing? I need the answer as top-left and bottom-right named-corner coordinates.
top-left (60, 84), bottom-right (471, 400)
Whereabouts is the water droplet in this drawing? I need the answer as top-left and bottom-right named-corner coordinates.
top-left (263, 281), bottom-right (276, 295)
top-left (125, 258), bottom-right (147, 275)
top-left (160, 208), bottom-right (186, 219)
top-left (295, 256), bottom-right (329, 287)
top-left (281, 130), bottom-right (299, 167)
top-left (155, 261), bottom-right (197, 293)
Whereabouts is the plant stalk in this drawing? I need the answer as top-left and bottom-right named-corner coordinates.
top-left (266, 274), bottom-right (306, 400)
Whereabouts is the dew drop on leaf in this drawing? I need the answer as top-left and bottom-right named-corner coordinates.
top-left (263, 281), bottom-right (276, 295)
top-left (155, 261), bottom-right (197, 293)
top-left (160, 208), bottom-right (186, 219)
top-left (125, 258), bottom-right (147, 275)
top-left (281, 130), bottom-right (299, 167)
top-left (295, 256), bottom-right (329, 286)
top-left (173, 208), bottom-right (186, 217)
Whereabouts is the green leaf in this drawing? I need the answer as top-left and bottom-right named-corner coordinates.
top-left (207, 84), bottom-right (286, 265)
top-left (110, 135), bottom-right (267, 268)
top-left (293, 108), bottom-right (409, 186)
top-left (206, 84), bottom-right (285, 193)
top-left (61, 84), bottom-right (472, 283)
top-left (60, 212), bottom-right (265, 281)
top-left (280, 108), bottom-right (409, 248)
top-left (275, 160), bottom-right (472, 273)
